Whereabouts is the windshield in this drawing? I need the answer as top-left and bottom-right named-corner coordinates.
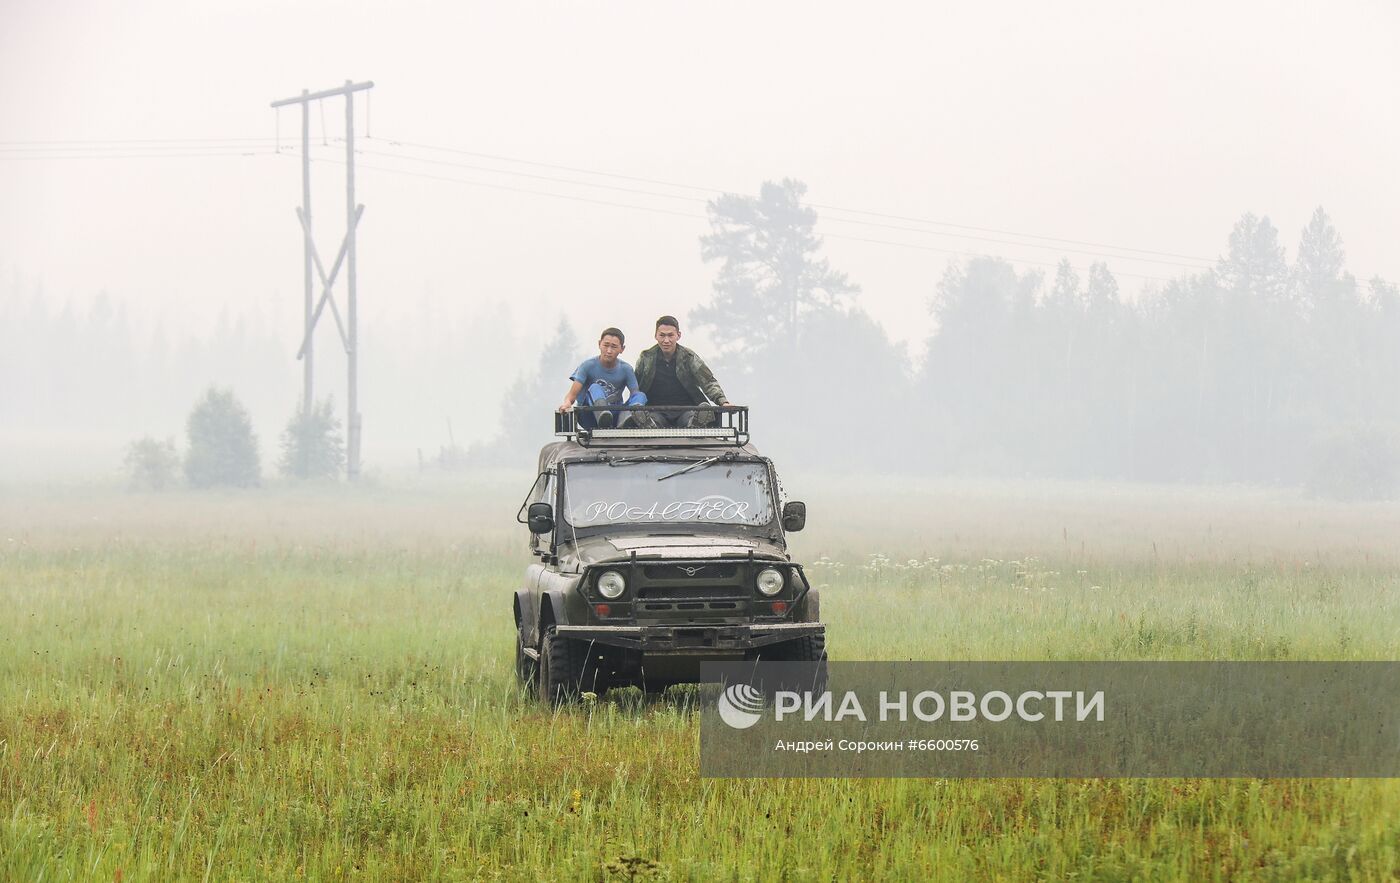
top-left (562, 460), bottom-right (775, 529)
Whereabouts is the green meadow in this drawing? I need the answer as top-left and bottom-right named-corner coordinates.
top-left (2, 477), bottom-right (1399, 880)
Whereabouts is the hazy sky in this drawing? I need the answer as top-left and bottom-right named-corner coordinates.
top-left (3, 0), bottom-right (1397, 358)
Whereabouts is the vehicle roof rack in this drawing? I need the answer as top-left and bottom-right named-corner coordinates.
top-left (554, 405), bottom-right (749, 448)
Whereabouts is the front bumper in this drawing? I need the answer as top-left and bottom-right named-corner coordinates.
top-left (554, 622), bottom-right (823, 652)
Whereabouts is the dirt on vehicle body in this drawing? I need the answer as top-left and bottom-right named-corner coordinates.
top-left (514, 408), bottom-right (826, 702)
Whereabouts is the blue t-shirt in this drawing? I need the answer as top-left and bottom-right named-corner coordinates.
top-left (571, 357), bottom-right (639, 405)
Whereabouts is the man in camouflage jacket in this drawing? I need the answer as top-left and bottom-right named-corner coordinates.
top-left (631, 315), bottom-right (730, 428)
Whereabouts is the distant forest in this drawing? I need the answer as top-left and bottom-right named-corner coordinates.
top-left (495, 182), bottom-right (1400, 497)
top-left (6, 180), bottom-right (1398, 495)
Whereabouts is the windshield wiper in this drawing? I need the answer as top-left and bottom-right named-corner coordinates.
top-left (656, 456), bottom-right (721, 481)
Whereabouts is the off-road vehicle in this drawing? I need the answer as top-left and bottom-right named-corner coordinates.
top-left (513, 406), bottom-right (826, 703)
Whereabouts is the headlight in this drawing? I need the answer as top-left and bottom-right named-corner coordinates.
top-left (756, 567), bottom-right (784, 596)
top-left (597, 570), bottom-right (626, 599)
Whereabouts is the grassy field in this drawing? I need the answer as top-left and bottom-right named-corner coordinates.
top-left (2, 476), bottom-right (1399, 880)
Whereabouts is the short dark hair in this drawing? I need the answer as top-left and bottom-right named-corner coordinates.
top-left (600, 327), bottom-right (625, 346)
top-left (655, 315), bottom-right (680, 331)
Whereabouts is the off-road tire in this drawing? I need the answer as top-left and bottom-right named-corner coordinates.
top-left (538, 629), bottom-right (608, 705)
top-left (538, 628), bottom-right (580, 705)
top-left (760, 633), bottom-right (828, 695)
top-left (771, 633), bottom-right (826, 663)
top-left (515, 626), bottom-right (538, 688)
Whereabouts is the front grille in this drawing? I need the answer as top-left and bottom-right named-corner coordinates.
top-left (641, 600), bottom-right (746, 613)
top-left (636, 584), bottom-right (746, 600)
top-left (643, 563), bottom-right (739, 580)
top-left (625, 559), bottom-right (752, 621)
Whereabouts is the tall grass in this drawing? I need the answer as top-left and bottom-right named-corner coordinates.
top-left (1, 480), bottom-right (1398, 879)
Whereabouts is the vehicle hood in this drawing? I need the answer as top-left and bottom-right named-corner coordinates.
top-left (564, 534), bottom-right (789, 566)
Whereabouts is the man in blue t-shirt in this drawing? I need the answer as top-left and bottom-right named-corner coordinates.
top-left (557, 327), bottom-right (648, 429)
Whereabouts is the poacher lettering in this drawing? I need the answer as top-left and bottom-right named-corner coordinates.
top-left (580, 497), bottom-right (752, 523)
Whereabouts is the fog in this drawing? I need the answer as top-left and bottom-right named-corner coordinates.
top-left (3, 1), bottom-right (1399, 492)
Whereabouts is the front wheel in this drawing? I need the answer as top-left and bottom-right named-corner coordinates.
top-left (757, 633), bottom-right (828, 695)
top-left (772, 633), bottom-right (827, 664)
top-left (537, 628), bottom-right (608, 705)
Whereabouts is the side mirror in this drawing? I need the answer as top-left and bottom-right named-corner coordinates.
top-left (527, 502), bottom-right (554, 535)
top-left (781, 501), bottom-right (806, 532)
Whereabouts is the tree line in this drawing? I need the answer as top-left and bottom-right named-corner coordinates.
top-left (0, 283), bottom-right (528, 476)
top-left (493, 181), bottom-right (1400, 498)
top-left (7, 180), bottom-right (1397, 496)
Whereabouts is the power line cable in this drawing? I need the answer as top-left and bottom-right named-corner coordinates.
top-left (811, 203), bottom-right (1213, 265)
top-left (820, 231), bottom-right (1179, 283)
top-left (374, 135), bottom-right (1216, 265)
top-left (0, 134), bottom-right (1198, 281)
top-left (377, 136), bottom-right (719, 194)
top-left (2, 133), bottom-right (1216, 266)
top-left (0, 137), bottom-right (281, 146)
top-left (299, 152), bottom-right (1179, 283)
top-left (0, 150), bottom-right (279, 160)
top-left (352, 145), bottom-right (702, 204)
top-left (343, 142), bottom-right (1210, 271)
top-left (0, 140), bottom-right (281, 159)
top-left (295, 152), bottom-right (702, 221)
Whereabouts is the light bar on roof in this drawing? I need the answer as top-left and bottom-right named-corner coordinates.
top-left (590, 428), bottom-right (733, 438)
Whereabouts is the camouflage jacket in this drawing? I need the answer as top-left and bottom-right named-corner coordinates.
top-left (634, 343), bottom-right (728, 406)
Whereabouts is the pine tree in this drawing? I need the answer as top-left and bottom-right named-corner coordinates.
top-left (695, 179), bottom-right (858, 372)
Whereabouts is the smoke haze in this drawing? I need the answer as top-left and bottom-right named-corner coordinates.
top-left (3, 1), bottom-right (1398, 487)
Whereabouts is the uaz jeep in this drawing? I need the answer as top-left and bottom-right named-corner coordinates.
top-left (513, 406), bottom-right (826, 703)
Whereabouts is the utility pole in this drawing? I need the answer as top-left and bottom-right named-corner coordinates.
top-left (270, 79), bottom-right (373, 480)
top-left (298, 90), bottom-right (312, 422)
